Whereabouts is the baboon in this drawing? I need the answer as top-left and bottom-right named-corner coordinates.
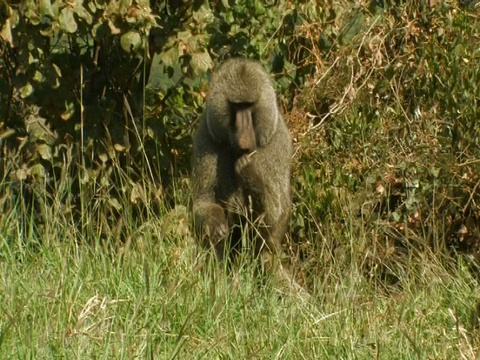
top-left (192, 57), bottom-right (304, 295)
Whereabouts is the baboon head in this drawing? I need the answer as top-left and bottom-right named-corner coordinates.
top-left (205, 58), bottom-right (280, 152)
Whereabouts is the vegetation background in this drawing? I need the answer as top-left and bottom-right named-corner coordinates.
top-left (1, 0), bottom-right (480, 357)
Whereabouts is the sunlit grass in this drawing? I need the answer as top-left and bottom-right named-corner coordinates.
top-left (1, 183), bottom-right (479, 358)
top-left (2, 2), bottom-right (480, 359)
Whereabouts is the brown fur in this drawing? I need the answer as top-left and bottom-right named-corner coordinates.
top-left (192, 58), bottom-right (307, 297)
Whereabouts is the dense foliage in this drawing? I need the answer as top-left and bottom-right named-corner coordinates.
top-left (1, 0), bottom-right (480, 281)
top-left (2, 1), bottom-right (480, 357)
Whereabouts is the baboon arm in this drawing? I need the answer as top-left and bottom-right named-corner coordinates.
top-left (235, 133), bottom-right (291, 225)
top-left (192, 118), bottom-right (232, 243)
top-left (192, 152), bottom-right (230, 255)
top-left (192, 151), bottom-right (218, 222)
top-left (192, 119), bottom-right (219, 200)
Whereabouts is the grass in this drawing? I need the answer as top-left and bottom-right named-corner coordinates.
top-left (1, 2), bottom-right (480, 359)
top-left (1, 188), bottom-right (479, 359)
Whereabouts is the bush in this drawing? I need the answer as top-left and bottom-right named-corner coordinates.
top-left (1, 0), bottom-right (480, 281)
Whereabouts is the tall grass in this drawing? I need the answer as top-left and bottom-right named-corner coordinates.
top-left (2, 2), bottom-right (480, 359)
top-left (0, 171), bottom-right (479, 358)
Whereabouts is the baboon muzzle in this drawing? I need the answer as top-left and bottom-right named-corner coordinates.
top-left (234, 107), bottom-right (256, 154)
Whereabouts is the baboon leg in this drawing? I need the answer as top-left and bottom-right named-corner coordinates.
top-left (212, 234), bottom-right (228, 262)
top-left (254, 221), bottom-right (311, 300)
top-left (206, 205), bottom-right (231, 263)
top-left (194, 202), bottom-right (230, 261)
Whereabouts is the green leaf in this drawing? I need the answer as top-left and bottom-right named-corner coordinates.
top-left (120, 31), bottom-right (142, 53)
top-left (33, 70), bottom-right (45, 82)
top-left (429, 167), bottom-right (440, 178)
top-left (221, 0), bottom-right (230, 9)
top-left (392, 211), bottom-right (401, 222)
top-left (193, 4), bottom-right (214, 24)
top-left (29, 164), bottom-right (46, 178)
top-left (95, 0), bottom-right (107, 9)
top-left (39, 0), bottom-right (55, 18)
top-left (36, 144), bottom-right (52, 160)
top-left (158, 47), bottom-right (179, 71)
top-left (19, 82), bottom-right (33, 98)
top-left (87, 2), bottom-right (96, 13)
top-left (16, 168), bottom-right (28, 180)
top-left (74, 3), bottom-right (92, 25)
top-left (92, 22), bottom-right (110, 39)
top-left (59, 7), bottom-right (77, 33)
top-left (0, 18), bottom-right (13, 47)
top-left (190, 51), bottom-right (214, 75)
top-left (253, 0), bottom-right (265, 16)
top-left (61, 102), bottom-right (75, 121)
top-left (120, 0), bottom-right (132, 14)
top-left (52, 63), bottom-right (62, 77)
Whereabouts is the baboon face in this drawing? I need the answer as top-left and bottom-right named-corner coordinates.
top-left (229, 102), bottom-right (257, 155)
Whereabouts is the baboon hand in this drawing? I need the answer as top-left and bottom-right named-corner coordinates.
top-left (205, 205), bottom-right (229, 240)
top-left (235, 151), bottom-right (256, 175)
